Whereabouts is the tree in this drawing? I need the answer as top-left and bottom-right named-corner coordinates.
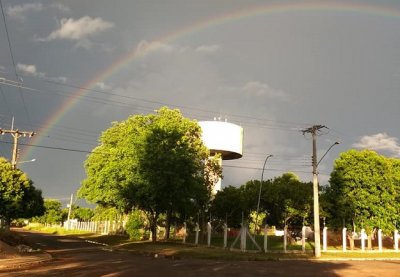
top-left (71, 206), bottom-right (94, 221)
top-left (265, 173), bottom-right (312, 228)
top-left (210, 173), bottom-right (313, 230)
top-left (79, 107), bottom-right (221, 241)
top-left (325, 150), bottom-right (400, 238)
top-left (32, 199), bottom-right (64, 225)
top-left (210, 185), bottom-right (249, 228)
top-left (0, 157), bottom-right (44, 226)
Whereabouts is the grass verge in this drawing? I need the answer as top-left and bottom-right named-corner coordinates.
top-left (24, 225), bottom-right (91, 236)
top-left (17, 227), bottom-right (400, 261)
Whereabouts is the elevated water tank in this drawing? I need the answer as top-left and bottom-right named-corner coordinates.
top-left (199, 121), bottom-right (243, 160)
top-left (199, 120), bottom-right (243, 193)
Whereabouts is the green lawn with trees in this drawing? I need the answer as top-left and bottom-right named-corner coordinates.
top-left (3, 106), bottom-right (400, 258)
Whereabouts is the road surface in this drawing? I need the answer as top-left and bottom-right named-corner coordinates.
top-left (2, 229), bottom-right (400, 276)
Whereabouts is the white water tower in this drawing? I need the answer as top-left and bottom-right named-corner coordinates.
top-left (199, 120), bottom-right (243, 194)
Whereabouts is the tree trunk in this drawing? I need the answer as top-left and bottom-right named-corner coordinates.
top-left (164, 209), bottom-right (172, 240)
top-left (367, 235), bottom-right (372, 250)
top-left (150, 212), bottom-right (158, 242)
top-left (349, 237), bottom-right (354, 250)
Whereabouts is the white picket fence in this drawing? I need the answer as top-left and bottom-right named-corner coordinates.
top-left (64, 219), bottom-right (126, 235)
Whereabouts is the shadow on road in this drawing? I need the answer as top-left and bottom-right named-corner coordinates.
top-left (3, 230), bottom-right (400, 277)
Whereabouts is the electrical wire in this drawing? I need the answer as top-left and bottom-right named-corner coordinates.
top-left (0, 140), bottom-right (317, 176)
top-left (18, 73), bottom-right (312, 130)
top-left (0, 140), bottom-right (108, 155)
top-left (223, 164), bottom-right (311, 174)
top-left (0, 0), bottom-right (32, 128)
top-left (0, 76), bottom-right (311, 136)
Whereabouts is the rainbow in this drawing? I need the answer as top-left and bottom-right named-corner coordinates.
top-left (21, 1), bottom-right (400, 160)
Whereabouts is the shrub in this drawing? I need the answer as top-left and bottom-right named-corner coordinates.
top-left (125, 209), bottom-right (148, 240)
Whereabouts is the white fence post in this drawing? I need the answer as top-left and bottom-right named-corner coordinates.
top-left (323, 227), bottom-right (328, 252)
top-left (394, 230), bottom-right (399, 251)
top-left (302, 226), bottom-right (306, 253)
top-left (361, 229), bottom-right (365, 251)
top-left (240, 224), bottom-right (247, 252)
top-left (183, 222), bottom-right (187, 244)
top-left (223, 223), bottom-right (228, 249)
top-left (195, 223), bottom-right (200, 245)
top-left (342, 227), bottom-right (347, 252)
top-left (378, 229), bottom-right (382, 252)
top-left (264, 225), bottom-right (268, 253)
top-left (207, 222), bottom-right (212, 247)
top-left (283, 225), bottom-right (287, 253)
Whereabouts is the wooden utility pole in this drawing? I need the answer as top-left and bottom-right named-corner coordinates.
top-left (301, 125), bottom-right (327, 258)
top-left (0, 127), bottom-right (35, 169)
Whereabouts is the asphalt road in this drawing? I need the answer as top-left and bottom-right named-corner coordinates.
top-left (2, 229), bottom-right (400, 276)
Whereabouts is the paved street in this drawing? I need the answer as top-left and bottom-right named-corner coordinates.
top-left (2, 230), bottom-right (400, 276)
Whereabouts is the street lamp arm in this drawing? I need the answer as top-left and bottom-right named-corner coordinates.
top-left (316, 142), bottom-right (339, 167)
top-left (261, 154), bottom-right (273, 183)
top-left (17, 158), bottom-right (36, 164)
top-left (255, 154), bottom-right (273, 233)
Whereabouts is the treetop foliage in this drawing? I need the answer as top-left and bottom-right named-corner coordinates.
top-left (210, 173), bottom-right (312, 228)
top-left (79, 107), bottom-right (221, 241)
top-left (0, 157), bottom-right (44, 223)
top-left (324, 149), bottom-right (400, 234)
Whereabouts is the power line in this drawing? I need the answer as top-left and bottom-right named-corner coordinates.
top-left (223, 164), bottom-right (311, 174)
top-left (1, 76), bottom-right (310, 134)
top-left (0, 0), bottom-right (32, 128)
top-left (0, 126), bottom-right (35, 168)
top-left (0, 139), bottom-right (315, 174)
top-left (18, 73), bottom-right (312, 130)
top-left (0, 140), bottom-right (106, 155)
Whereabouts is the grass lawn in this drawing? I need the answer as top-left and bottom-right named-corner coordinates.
top-left (23, 225), bottom-right (92, 236)
top-left (18, 226), bottom-right (400, 261)
top-left (83, 234), bottom-right (400, 261)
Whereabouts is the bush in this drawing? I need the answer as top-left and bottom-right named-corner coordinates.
top-left (125, 209), bottom-right (148, 240)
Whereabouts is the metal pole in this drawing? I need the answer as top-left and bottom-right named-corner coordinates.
top-left (255, 154), bottom-right (272, 233)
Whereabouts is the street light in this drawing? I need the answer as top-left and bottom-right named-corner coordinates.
top-left (17, 158), bottom-right (36, 164)
top-left (317, 142), bottom-right (339, 167)
top-left (313, 141), bottom-right (339, 257)
top-left (255, 154), bottom-right (273, 233)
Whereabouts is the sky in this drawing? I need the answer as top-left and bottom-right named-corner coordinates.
top-left (0, 0), bottom-right (400, 206)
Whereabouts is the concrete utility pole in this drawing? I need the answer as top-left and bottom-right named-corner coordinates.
top-left (66, 193), bottom-right (73, 230)
top-left (301, 125), bottom-right (326, 258)
top-left (0, 126), bottom-right (35, 169)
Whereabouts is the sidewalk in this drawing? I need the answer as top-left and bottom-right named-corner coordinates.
top-left (0, 252), bottom-right (52, 270)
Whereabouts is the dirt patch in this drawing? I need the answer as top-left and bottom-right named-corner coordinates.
top-left (0, 240), bottom-right (19, 258)
top-left (0, 229), bottom-right (34, 258)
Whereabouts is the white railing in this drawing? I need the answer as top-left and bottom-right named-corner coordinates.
top-left (64, 219), bottom-right (126, 235)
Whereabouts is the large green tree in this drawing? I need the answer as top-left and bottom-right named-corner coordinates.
top-left (325, 149), bottom-right (400, 236)
top-left (211, 173), bottom-right (313, 229)
top-left (0, 157), bottom-right (44, 226)
top-left (79, 107), bottom-right (220, 241)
